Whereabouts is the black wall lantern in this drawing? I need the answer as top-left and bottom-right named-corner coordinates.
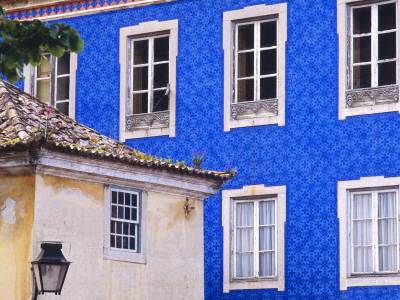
top-left (31, 242), bottom-right (71, 297)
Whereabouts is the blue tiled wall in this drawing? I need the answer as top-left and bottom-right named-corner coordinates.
top-left (20, 0), bottom-right (400, 298)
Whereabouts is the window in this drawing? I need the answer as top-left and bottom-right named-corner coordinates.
top-left (104, 186), bottom-right (147, 263)
top-left (120, 20), bottom-right (178, 141)
top-left (24, 52), bottom-right (77, 118)
top-left (223, 4), bottom-right (287, 131)
top-left (338, 176), bottom-right (400, 290)
top-left (222, 185), bottom-right (286, 292)
top-left (338, 0), bottom-right (399, 119)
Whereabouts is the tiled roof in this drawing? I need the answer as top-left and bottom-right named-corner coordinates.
top-left (0, 79), bottom-right (235, 181)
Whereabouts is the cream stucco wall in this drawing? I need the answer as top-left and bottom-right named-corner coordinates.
top-left (0, 174), bottom-right (35, 300)
top-left (32, 174), bottom-right (204, 300)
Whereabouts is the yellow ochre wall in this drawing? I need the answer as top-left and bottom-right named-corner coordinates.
top-left (0, 174), bottom-right (35, 300)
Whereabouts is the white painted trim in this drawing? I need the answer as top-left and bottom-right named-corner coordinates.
top-left (222, 184), bottom-right (286, 292)
top-left (7, 0), bottom-right (179, 22)
top-left (119, 20), bottom-right (178, 141)
top-left (223, 3), bottom-right (287, 131)
top-left (337, 0), bottom-right (400, 119)
top-left (22, 52), bottom-right (78, 119)
top-left (103, 186), bottom-right (148, 263)
top-left (338, 176), bottom-right (400, 290)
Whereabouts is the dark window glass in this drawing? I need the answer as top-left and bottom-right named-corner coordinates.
top-left (260, 21), bottom-right (277, 48)
top-left (237, 79), bottom-right (254, 102)
top-left (118, 206), bottom-right (123, 219)
top-left (111, 205), bottom-right (117, 218)
top-left (379, 3), bottom-right (396, 31)
top-left (353, 7), bottom-right (371, 34)
top-left (130, 224), bottom-right (136, 236)
top-left (260, 77), bottom-right (277, 99)
top-left (154, 37), bottom-right (169, 62)
top-left (379, 61), bottom-right (396, 86)
top-left (152, 90), bottom-right (169, 112)
top-left (260, 49), bottom-right (277, 75)
top-left (154, 63), bottom-right (169, 88)
top-left (112, 191), bottom-right (117, 204)
top-left (238, 52), bottom-right (254, 78)
top-left (111, 221), bottom-right (115, 233)
top-left (378, 32), bottom-right (396, 60)
top-left (56, 77), bottom-right (69, 100)
top-left (238, 24), bottom-right (254, 50)
top-left (133, 40), bottom-right (149, 64)
top-left (56, 102), bottom-right (69, 115)
top-left (133, 67), bottom-right (148, 91)
top-left (111, 235), bottom-right (115, 247)
top-left (130, 237), bottom-right (136, 250)
top-left (132, 208), bottom-right (138, 221)
top-left (125, 193), bottom-right (131, 206)
top-left (353, 65), bottom-right (371, 88)
top-left (57, 53), bottom-right (70, 75)
top-left (123, 223), bottom-right (129, 235)
top-left (116, 222), bottom-right (122, 234)
top-left (123, 237), bottom-right (129, 249)
top-left (132, 195), bottom-right (138, 207)
top-left (118, 192), bottom-right (124, 204)
top-left (116, 236), bottom-right (122, 248)
top-left (133, 93), bottom-right (148, 114)
top-left (353, 36), bottom-right (371, 63)
top-left (125, 207), bottom-right (131, 220)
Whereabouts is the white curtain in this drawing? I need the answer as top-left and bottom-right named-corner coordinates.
top-left (378, 192), bottom-right (397, 271)
top-left (259, 201), bottom-right (275, 276)
top-left (236, 203), bottom-right (254, 277)
top-left (353, 193), bottom-right (372, 273)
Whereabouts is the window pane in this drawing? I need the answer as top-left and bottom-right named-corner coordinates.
top-left (116, 236), bottom-right (122, 248)
top-left (110, 235), bottom-right (115, 247)
top-left (118, 206), bottom-right (123, 219)
top-left (236, 202), bottom-right (254, 226)
top-left (125, 207), bottom-right (131, 220)
top-left (56, 77), bottom-right (69, 101)
top-left (130, 224), bottom-right (136, 236)
top-left (378, 192), bottom-right (396, 218)
top-left (131, 208), bottom-right (137, 221)
top-left (260, 49), bottom-right (277, 75)
top-left (259, 226), bottom-right (275, 250)
top-left (57, 52), bottom-right (70, 75)
top-left (378, 32), bottom-right (396, 60)
top-left (132, 93), bottom-right (148, 114)
top-left (133, 66), bottom-right (148, 91)
top-left (237, 79), bottom-right (254, 102)
top-left (111, 221), bottom-right (115, 233)
top-left (154, 36), bottom-right (169, 62)
top-left (37, 56), bottom-right (50, 78)
top-left (260, 77), bottom-right (277, 99)
top-left (123, 237), bottom-right (129, 249)
top-left (123, 223), bottom-right (129, 235)
top-left (353, 7), bottom-right (371, 34)
top-left (238, 24), bottom-right (254, 50)
top-left (259, 252), bottom-right (275, 276)
top-left (111, 205), bottom-right (117, 218)
top-left (130, 237), bottom-right (136, 250)
top-left (132, 194), bottom-right (138, 207)
top-left (378, 3), bottom-right (396, 31)
top-left (378, 219), bottom-right (396, 244)
top-left (116, 222), bottom-right (122, 234)
top-left (236, 253), bottom-right (253, 277)
top-left (56, 102), bottom-right (69, 115)
top-left (353, 36), bottom-right (371, 63)
top-left (133, 40), bottom-right (149, 64)
top-left (259, 201), bottom-right (275, 225)
top-left (236, 228), bottom-right (254, 252)
top-left (154, 63), bottom-right (169, 88)
top-left (379, 246), bottom-right (397, 271)
top-left (118, 192), bottom-right (124, 204)
top-left (152, 90), bottom-right (169, 112)
top-left (37, 79), bottom-right (50, 103)
top-left (378, 61), bottom-right (396, 86)
top-left (260, 21), bottom-right (277, 48)
top-left (353, 194), bottom-right (372, 219)
top-left (238, 52), bottom-right (254, 78)
top-left (125, 193), bottom-right (131, 206)
top-left (353, 220), bottom-right (372, 245)
top-left (354, 246), bottom-right (372, 272)
top-left (112, 191), bottom-right (117, 204)
top-left (353, 65), bottom-right (371, 89)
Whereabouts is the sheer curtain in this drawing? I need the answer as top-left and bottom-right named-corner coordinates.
top-left (353, 193), bottom-right (372, 273)
top-left (236, 202), bottom-right (254, 277)
top-left (378, 192), bottom-right (397, 271)
top-left (259, 201), bottom-right (275, 276)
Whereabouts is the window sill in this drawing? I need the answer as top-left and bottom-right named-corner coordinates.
top-left (226, 276), bottom-right (283, 292)
top-left (345, 274), bottom-right (400, 289)
top-left (103, 247), bottom-right (146, 264)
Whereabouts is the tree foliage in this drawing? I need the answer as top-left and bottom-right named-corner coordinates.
top-left (0, 5), bottom-right (84, 83)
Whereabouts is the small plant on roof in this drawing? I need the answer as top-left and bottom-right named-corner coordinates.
top-left (38, 109), bottom-right (53, 140)
top-left (192, 151), bottom-right (206, 169)
top-left (225, 162), bottom-right (231, 172)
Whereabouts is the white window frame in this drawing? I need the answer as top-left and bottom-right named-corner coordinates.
top-left (338, 176), bottom-right (400, 290)
top-left (23, 52), bottom-right (78, 119)
top-left (119, 20), bottom-right (178, 141)
top-left (338, 0), bottom-right (400, 119)
top-left (223, 3), bottom-right (287, 131)
top-left (103, 185), bottom-right (147, 263)
top-left (222, 185), bottom-right (286, 292)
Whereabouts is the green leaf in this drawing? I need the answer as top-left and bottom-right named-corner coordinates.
top-left (49, 26), bottom-right (59, 39)
top-left (68, 28), bottom-right (84, 53)
top-left (4, 20), bottom-right (16, 35)
top-left (0, 5), bottom-right (6, 19)
top-left (29, 49), bottom-right (43, 66)
top-left (49, 45), bottom-right (65, 58)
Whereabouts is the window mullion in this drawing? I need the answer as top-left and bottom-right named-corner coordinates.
top-left (149, 37), bottom-right (154, 113)
top-left (372, 4), bottom-right (378, 87)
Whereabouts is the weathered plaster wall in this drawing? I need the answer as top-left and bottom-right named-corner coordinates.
top-left (0, 174), bottom-right (35, 300)
top-left (33, 174), bottom-right (204, 299)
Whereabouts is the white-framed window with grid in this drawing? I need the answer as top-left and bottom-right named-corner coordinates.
top-left (24, 52), bottom-right (77, 118)
top-left (234, 19), bottom-right (278, 103)
top-left (104, 186), bottom-right (147, 263)
top-left (233, 197), bottom-right (277, 279)
top-left (350, 189), bottom-right (399, 274)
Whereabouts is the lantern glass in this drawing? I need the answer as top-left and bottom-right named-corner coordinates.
top-left (40, 264), bottom-right (69, 292)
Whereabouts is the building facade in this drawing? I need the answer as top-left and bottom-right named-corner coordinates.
top-left (5, 0), bottom-right (400, 298)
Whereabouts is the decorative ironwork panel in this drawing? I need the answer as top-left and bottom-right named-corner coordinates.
top-left (346, 85), bottom-right (399, 108)
top-left (231, 99), bottom-right (278, 120)
top-left (126, 111), bottom-right (169, 131)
